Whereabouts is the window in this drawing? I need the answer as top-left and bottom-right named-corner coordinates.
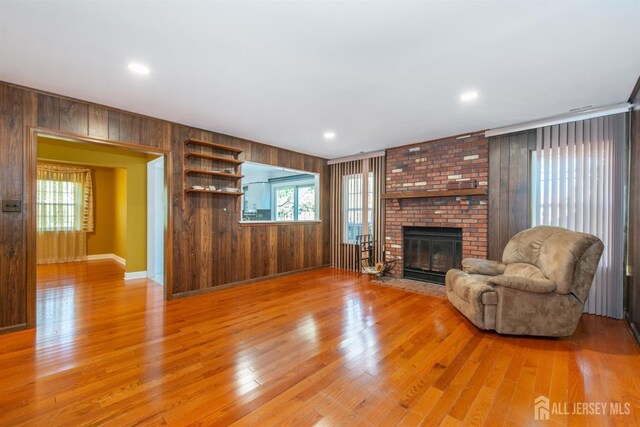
top-left (241, 161), bottom-right (320, 222)
top-left (275, 187), bottom-right (294, 221)
top-left (297, 185), bottom-right (316, 220)
top-left (274, 185), bottom-right (316, 221)
top-left (531, 151), bottom-right (596, 227)
top-left (37, 179), bottom-right (81, 231)
top-left (343, 172), bottom-right (373, 244)
top-left (529, 115), bottom-right (627, 318)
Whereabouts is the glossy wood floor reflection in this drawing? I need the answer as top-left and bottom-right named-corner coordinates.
top-left (0, 261), bottom-right (639, 426)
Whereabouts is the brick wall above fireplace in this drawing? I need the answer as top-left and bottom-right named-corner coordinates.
top-left (384, 132), bottom-right (489, 278)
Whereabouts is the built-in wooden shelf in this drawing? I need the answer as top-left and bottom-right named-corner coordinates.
top-left (185, 152), bottom-right (244, 164)
top-left (185, 189), bottom-right (244, 196)
top-left (183, 138), bottom-right (244, 202)
top-left (185, 138), bottom-right (243, 153)
top-left (185, 169), bottom-right (244, 179)
top-left (381, 188), bottom-right (488, 200)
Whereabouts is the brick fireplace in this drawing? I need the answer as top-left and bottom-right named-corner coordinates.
top-left (384, 132), bottom-right (489, 279)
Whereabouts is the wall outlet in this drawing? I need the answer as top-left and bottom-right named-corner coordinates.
top-left (2, 200), bottom-right (21, 212)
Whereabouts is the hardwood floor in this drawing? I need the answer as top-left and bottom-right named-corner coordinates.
top-left (0, 260), bottom-right (639, 426)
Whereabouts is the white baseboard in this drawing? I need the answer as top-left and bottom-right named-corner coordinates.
top-left (124, 271), bottom-right (147, 280)
top-left (85, 253), bottom-right (126, 266)
top-left (85, 254), bottom-right (112, 261)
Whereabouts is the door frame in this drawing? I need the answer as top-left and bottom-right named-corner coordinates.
top-left (147, 156), bottom-right (165, 284)
top-left (25, 127), bottom-right (173, 328)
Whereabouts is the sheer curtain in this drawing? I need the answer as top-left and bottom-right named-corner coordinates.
top-left (531, 114), bottom-right (626, 318)
top-left (37, 163), bottom-right (94, 264)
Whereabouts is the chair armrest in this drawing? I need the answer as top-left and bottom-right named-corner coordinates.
top-left (461, 259), bottom-right (506, 276)
top-left (488, 275), bottom-right (557, 294)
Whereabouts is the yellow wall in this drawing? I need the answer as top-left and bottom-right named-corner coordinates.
top-left (113, 168), bottom-right (127, 261)
top-left (88, 167), bottom-right (115, 255)
top-left (37, 136), bottom-right (156, 272)
top-left (84, 166), bottom-right (127, 260)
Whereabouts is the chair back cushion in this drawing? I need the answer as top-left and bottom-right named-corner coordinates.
top-left (502, 226), bottom-right (603, 295)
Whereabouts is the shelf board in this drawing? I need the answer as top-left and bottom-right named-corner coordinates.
top-left (381, 188), bottom-right (488, 200)
top-left (185, 152), bottom-right (244, 164)
top-left (185, 189), bottom-right (244, 196)
top-left (185, 138), bottom-right (243, 154)
top-left (185, 169), bottom-right (243, 179)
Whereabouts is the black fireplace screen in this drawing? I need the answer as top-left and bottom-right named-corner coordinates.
top-left (403, 227), bottom-right (462, 284)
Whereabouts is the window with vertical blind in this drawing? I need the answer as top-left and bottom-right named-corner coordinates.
top-left (530, 114), bottom-right (626, 318)
top-left (343, 172), bottom-right (373, 244)
top-left (329, 154), bottom-right (385, 271)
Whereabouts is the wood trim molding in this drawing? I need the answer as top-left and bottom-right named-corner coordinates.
top-left (33, 127), bottom-right (170, 155)
top-left (381, 188), bottom-right (487, 200)
top-left (0, 323), bottom-right (28, 335)
top-left (164, 151), bottom-right (173, 299)
top-left (25, 129), bottom-right (37, 328)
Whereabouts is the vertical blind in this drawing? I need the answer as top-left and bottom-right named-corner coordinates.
top-left (330, 155), bottom-right (385, 271)
top-left (531, 113), bottom-right (626, 318)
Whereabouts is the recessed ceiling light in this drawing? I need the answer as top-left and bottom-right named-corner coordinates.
top-left (460, 91), bottom-right (478, 102)
top-left (128, 62), bottom-right (150, 75)
top-left (324, 131), bottom-right (336, 140)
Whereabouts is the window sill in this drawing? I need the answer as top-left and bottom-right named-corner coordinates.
top-left (239, 220), bottom-right (322, 227)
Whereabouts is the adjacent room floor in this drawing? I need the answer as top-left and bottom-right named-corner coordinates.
top-left (0, 260), bottom-right (638, 425)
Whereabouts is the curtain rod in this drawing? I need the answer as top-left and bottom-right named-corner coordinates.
top-left (327, 150), bottom-right (386, 165)
top-left (485, 102), bottom-right (632, 137)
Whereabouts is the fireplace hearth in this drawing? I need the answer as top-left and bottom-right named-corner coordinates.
top-left (403, 227), bottom-right (462, 284)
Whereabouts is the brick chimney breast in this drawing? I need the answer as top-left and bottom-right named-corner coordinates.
top-left (384, 133), bottom-right (489, 277)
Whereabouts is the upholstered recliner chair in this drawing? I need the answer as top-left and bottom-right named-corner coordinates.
top-left (445, 226), bottom-right (604, 337)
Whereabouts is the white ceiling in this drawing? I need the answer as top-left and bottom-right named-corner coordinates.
top-left (1, 1), bottom-right (639, 159)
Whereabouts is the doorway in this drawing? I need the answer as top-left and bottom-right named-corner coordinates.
top-left (26, 129), bottom-right (172, 327)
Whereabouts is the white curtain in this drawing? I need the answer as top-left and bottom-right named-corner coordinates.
top-left (531, 113), bottom-right (626, 318)
top-left (37, 163), bottom-right (94, 264)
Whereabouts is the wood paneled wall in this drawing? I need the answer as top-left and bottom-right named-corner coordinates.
top-left (0, 81), bottom-right (330, 331)
top-left (487, 130), bottom-right (537, 260)
top-left (627, 77), bottom-right (640, 338)
top-left (0, 85), bottom-right (34, 331)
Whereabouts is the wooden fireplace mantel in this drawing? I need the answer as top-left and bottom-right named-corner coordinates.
top-left (381, 188), bottom-right (488, 200)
